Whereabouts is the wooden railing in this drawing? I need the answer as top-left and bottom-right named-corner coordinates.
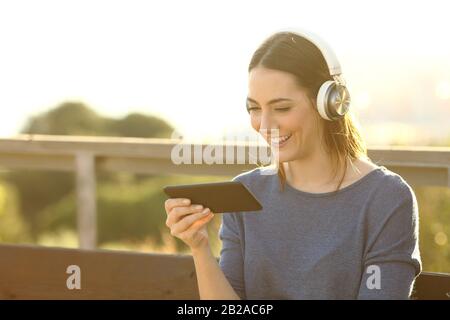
top-left (1, 134), bottom-right (449, 249)
top-left (0, 134), bottom-right (449, 299)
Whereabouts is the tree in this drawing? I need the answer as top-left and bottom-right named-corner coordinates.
top-left (6, 101), bottom-right (174, 239)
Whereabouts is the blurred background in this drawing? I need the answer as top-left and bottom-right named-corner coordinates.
top-left (0, 0), bottom-right (448, 272)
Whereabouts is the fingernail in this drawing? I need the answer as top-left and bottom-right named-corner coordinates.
top-left (202, 208), bottom-right (210, 214)
top-left (183, 199), bottom-right (190, 205)
top-left (195, 205), bottom-right (203, 210)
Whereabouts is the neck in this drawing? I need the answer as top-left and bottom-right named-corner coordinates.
top-left (283, 148), bottom-right (349, 190)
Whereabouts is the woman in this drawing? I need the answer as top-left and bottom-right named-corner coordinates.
top-left (164, 29), bottom-right (422, 299)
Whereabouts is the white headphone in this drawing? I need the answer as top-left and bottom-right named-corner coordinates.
top-left (276, 28), bottom-right (351, 121)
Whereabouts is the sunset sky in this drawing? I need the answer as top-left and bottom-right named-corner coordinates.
top-left (0, 0), bottom-right (449, 145)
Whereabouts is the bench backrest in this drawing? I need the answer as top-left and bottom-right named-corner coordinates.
top-left (1, 244), bottom-right (449, 300)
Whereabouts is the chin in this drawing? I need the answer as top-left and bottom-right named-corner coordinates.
top-left (273, 149), bottom-right (295, 163)
top-left (278, 142), bottom-right (305, 162)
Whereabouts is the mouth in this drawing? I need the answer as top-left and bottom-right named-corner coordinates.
top-left (270, 133), bottom-right (292, 148)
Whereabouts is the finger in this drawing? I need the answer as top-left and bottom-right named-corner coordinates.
top-left (166, 204), bottom-right (205, 227)
top-left (178, 213), bottom-right (214, 239)
top-left (171, 208), bottom-right (211, 235)
top-left (165, 198), bottom-right (191, 213)
top-left (171, 208), bottom-right (210, 234)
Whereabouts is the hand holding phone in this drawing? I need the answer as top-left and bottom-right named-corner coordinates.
top-left (164, 197), bottom-right (214, 251)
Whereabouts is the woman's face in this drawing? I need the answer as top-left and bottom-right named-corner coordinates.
top-left (247, 66), bottom-right (324, 163)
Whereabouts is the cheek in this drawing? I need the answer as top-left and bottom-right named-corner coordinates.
top-left (283, 112), bottom-right (304, 133)
top-left (296, 116), bottom-right (320, 147)
top-left (286, 111), bottom-right (312, 145)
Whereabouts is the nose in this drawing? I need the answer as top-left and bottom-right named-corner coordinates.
top-left (259, 111), bottom-right (279, 140)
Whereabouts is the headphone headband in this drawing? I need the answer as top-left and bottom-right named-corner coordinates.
top-left (260, 27), bottom-right (351, 121)
top-left (275, 27), bottom-right (342, 76)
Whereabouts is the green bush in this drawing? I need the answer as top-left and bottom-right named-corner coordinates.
top-left (36, 174), bottom-right (229, 251)
top-left (0, 181), bottom-right (31, 243)
top-left (415, 186), bottom-right (450, 273)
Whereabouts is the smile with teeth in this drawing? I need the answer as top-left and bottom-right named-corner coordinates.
top-left (270, 133), bottom-right (292, 146)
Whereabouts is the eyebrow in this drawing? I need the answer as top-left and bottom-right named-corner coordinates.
top-left (246, 97), bottom-right (293, 106)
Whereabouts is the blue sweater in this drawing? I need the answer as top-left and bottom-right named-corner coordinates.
top-left (218, 166), bottom-right (422, 299)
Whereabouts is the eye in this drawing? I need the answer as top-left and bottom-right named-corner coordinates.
top-left (246, 106), bottom-right (261, 113)
top-left (275, 106), bottom-right (292, 112)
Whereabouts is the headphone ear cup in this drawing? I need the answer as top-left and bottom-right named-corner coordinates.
top-left (316, 80), bottom-right (351, 121)
top-left (316, 80), bottom-right (335, 121)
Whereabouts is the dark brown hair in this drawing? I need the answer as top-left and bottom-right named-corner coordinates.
top-left (248, 31), bottom-right (370, 194)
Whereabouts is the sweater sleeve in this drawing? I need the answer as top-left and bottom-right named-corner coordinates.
top-left (357, 181), bottom-right (422, 299)
top-left (218, 212), bottom-right (246, 299)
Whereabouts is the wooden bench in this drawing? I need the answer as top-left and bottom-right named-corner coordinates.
top-left (0, 244), bottom-right (449, 300)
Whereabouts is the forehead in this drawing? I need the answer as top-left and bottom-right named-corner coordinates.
top-left (248, 67), bottom-right (305, 99)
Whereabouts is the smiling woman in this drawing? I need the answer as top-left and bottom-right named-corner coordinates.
top-left (217, 29), bottom-right (421, 300)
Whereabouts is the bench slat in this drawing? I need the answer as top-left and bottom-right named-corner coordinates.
top-left (0, 244), bottom-right (199, 299)
top-left (1, 244), bottom-right (449, 300)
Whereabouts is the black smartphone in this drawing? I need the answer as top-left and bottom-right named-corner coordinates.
top-left (163, 181), bottom-right (263, 213)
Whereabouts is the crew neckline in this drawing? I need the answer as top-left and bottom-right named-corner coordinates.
top-left (282, 165), bottom-right (386, 198)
